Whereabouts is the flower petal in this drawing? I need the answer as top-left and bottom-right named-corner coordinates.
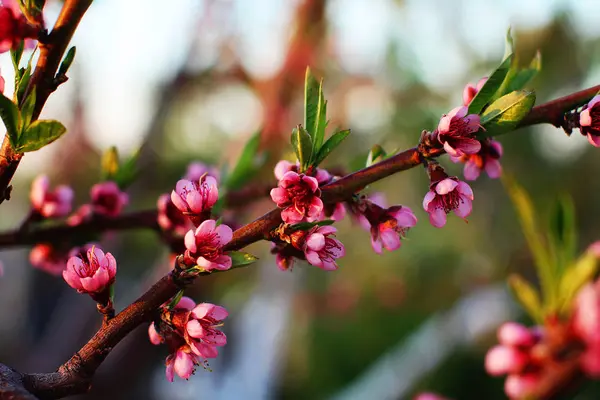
top-left (429, 208), bottom-right (447, 228)
top-left (435, 178), bottom-right (458, 195)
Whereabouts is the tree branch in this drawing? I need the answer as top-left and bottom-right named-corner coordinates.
top-left (15, 85), bottom-right (600, 399)
top-left (0, 0), bottom-right (94, 205)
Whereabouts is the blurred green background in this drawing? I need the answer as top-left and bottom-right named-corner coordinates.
top-left (1, 0), bottom-right (600, 399)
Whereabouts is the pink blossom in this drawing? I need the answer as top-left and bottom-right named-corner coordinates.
top-left (580, 343), bottom-right (600, 378)
top-left (171, 176), bottom-right (218, 215)
top-left (436, 106), bottom-right (481, 157)
top-left (369, 206), bottom-right (417, 254)
top-left (413, 393), bottom-right (449, 400)
top-left (484, 345), bottom-right (528, 376)
top-left (303, 225), bottom-right (345, 271)
top-left (90, 181), bottom-right (128, 217)
top-left (580, 95), bottom-right (600, 147)
top-left (423, 177), bottom-right (473, 228)
top-left (30, 244), bottom-right (66, 275)
top-left (0, 260), bottom-right (4, 277)
top-left (504, 373), bottom-right (540, 400)
top-left (157, 194), bottom-right (191, 236)
top-left (66, 204), bottom-right (93, 226)
top-left (270, 171), bottom-right (323, 223)
top-left (184, 302), bottom-right (228, 359)
top-left (573, 281), bottom-right (600, 345)
top-left (185, 161), bottom-right (220, 183)
top-left (29, 175), bottom-right (74, 218)
top-left (148, 323), bottom-right (163, 345)
top-left (274, 160), bottom-right (332, 184)
top-left (462, 77), bottom-right (488, 106)
top-left (497, 322), bottom-right (537, 347)
top-left (166, 348), bottom-right (199, 381)
top-left (319, 202), bottom-right (346, 222)
top-left (451, 139), bottom-right (503, 181)
top-left (0, 1), bottom-right (38, 54)
top-left (63, 246), bottom-right (117, 294)
top-left (184, 219), bottom-right (232, 271)
top-left (0, 68), bottom-right (4, 94)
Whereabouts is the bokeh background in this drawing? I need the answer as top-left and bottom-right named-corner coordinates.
top-left (1, 0), bottom-right (600, 399)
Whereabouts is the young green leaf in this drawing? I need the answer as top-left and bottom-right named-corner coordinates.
top-left (557, 251), bottom-right (598, 314)
top-left (496, 51), bottom-right (542, 99)
top-left (468, 55), bottom-right (513, 115)
top-left (479, 90), bottom-right (536, 137)
top-left (503, 27), bottom-right (514, 60)
top-left (289, 219), bottom-right (335, 232)
top-left (15, 64), bottom-right (32, 105)
top-left (10, 41), bottom-right (24, 72)
top-left (504, 176), bottom-right (556, 308)
top-left (291, 125), bottom-right (313, 171)
top-left (312, 80), bottom-right (327, 160)
top-left (313, 129), bottom-right (350, 167)
top-left (366, 144), bottom-right (387, 167)
top-left (16, 119), bottom-right (66, 152)
top-left (57, 46), bottom-right (76, 78)
top-left (508, 274), bottom-right (543, 323)
top-left (114, 148), bottom-right (140, 189)
top-left (101, 146), bottom-right (120, 181)
top-left (225, 131), bottom-right (264, 190)
top-left (0, 93), bottom-right (22, 148)
top-left (304, 67), bottom-right (320, 140)
top-left (229, 251), bottom-right (259, 268)
top-left (548, 195), bottom-right (577, 274)
top-left (166, 290), bottom-right (185, 310)
top-left (20, 88), bottom-right (36, 128)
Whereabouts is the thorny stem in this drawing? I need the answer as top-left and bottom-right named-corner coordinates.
top-left (5, 85), bottom-right (596, 399)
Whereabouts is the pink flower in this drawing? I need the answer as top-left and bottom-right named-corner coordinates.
top-left (148, 322), bottom-right (163, 345)
top-left (0, 0), bottom-right (38, 54)
top-left (166, 348), bottom-right (199, 381)
top-left (580, 95), bottom-right (600, 147)
top-left (413, 393), bottom-right (449, 400)
top-left (573, 281), bottom-right (600, 345)
top-left (0, 260), bottom-right (4, 277)
top-left (504, 373), bottom-right (540, 400)
top-left (451, 139), bottom-right (503, 181)
top-left (185, 162), bottom-right (220, 183)
top-left (90, 181), bottom-right (128, 217)
top-left (462, 77), bottom-right (488, 106)
top-left (498, 322), bottom-right (537, 347)
top-left (436, 106), bottom-right (481, 157)
top-left (270, 171), bottom-right (323, 223)
top-left (184, 303), bottom-right (228, 359)
top-left (157, 194), bottom-right (191, 236)
top-left (0, 68), bottom-right (4, 94)
top-left (580, 343), bottom-right (600, 378)
top-left (66, 204), bottom-right (93, 226)
top-left (29, 175), bottom-right (74, 218)
top-left (30, 244), bottom-right (66, 275)
top-left (274, 160), bottom-right (332, 185)
top-left (303, 225), bottom-right (345, 271)
top-left (171, 176), bottom-right (218, 215)
top-left (423, 177), bottom-right (473, 228)
top-left (369, 206), bottom-right (417, 254)
top-left (184, 219), bottom-right (233, 271)
top-left (485, 345), bottom-right (528, 376)
top-left (63, 246), bottom-right (117, 294)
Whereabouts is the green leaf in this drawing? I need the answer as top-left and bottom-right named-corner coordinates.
top-left (366, 144), bottom-right (387, 167)
top-left (21, 88), bottom-right (36, 128)
top-left (496, 51), bottom-right (542, 98)
top-left (479, 90), bottom-right (536, 137)
top-left (468, 55), bottom-right (513, 115)
top-left (313, 129), bottom-right (350, 167)
top-left (289, 219), bottom-right (335, 231)
top-left (58, 46), bottom-right (76, 77)
top-left (166, 290), bottom-right (185, 310)
top-left (114, 148), bottom-right (140, 189)
top-left (312, 79), bottom-right (327, 160)
top-left (558, 252), bottom-right (598, 314)
top-left (10, 41), bottom-right (24, 72)
top-left (229, 251), bottom-right (259, 268)
top-left (291, 125), bottom-right (313, 171)
top-left (503, 27), bottom-right (514, 60)
top-left (0, 93), bottom-right (22, 147)
top-left (508, 274), bottom-right (543, 323)
top-left (304, 67), bottom-right (320, 140)
top-left (101, 146), bottom-right (120, 180)
top-left (16, 119), bottom-right (66, 152)
top-left (504, 176), bottom-right (556, 309)
top-left (225, 131), bottom-right (264, 190)
top-left (548, 195), bottom-right (577, 274)
top-left (15, 64), bottom-right (32, 105)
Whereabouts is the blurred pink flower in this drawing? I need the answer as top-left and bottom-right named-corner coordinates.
top-left (148, 322), bottom-right (163, 345)
top-left (185, 161), bottom-right (220, 183)
top-left (30, 175), bottom-right (74, 218)
top-left (30, 243), bottom-right (66, 275)
top-left (157, 193), bottom-right (191, 236)
top-left (0, 0), bottom-right (38, 54)
top-left (580, 95), bottom-right (600, 147)
top-left (90, 181), bottom-right (128, 217)
top-left (504, 373), bottom-right (540, 400)
top-left (270, 171), bottom-right (323, 223)
top-left (451, 139), bottom-right (503, 181)
top-left (303, 225), bottom-right (345, 271)
top-left (171, 176), bottom-right (218, 215)
top-left (462, 76), bottom-right (488, 106)
top-left (498, 322), bottom-right (538, 347)
top-left (485, 345), bottom-right (528, 376)
top-left (413, 393), bottom-right (450, 400)
top-left (436, 106), bottom-right (481, 157)
top-left (423, 177), bottom-right (473, 228)
top-left (184, 220), bottom-right (232, 271)
top-left (0, 68), bottom-right (4, 93)
top-left (369, 206), bottom-right (417, 254)
top-left (63, 246), bottom-right (117, 294)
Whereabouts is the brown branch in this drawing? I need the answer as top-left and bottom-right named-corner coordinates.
top-left (14, 86), bottom-right (600, 399)
top-left (0, 0), bottom-right (94, 205)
